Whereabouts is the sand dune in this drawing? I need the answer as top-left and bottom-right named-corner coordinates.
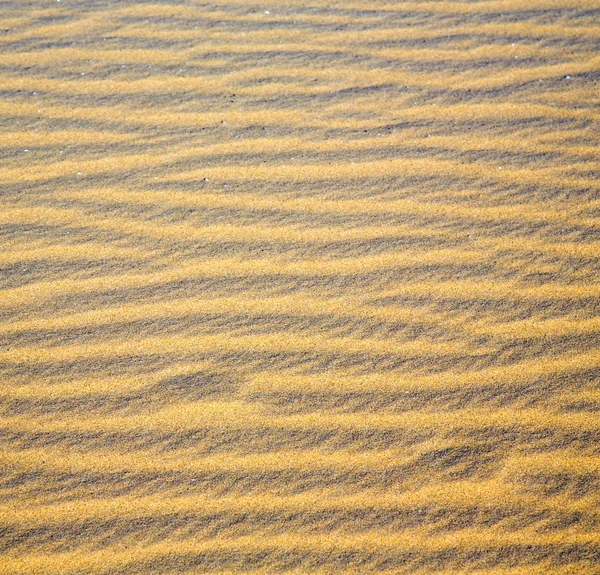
top-left (1, 0), bottom-right (599, 573)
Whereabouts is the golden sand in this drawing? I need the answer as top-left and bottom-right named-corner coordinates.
top-left (1, 0), bottom-right (599, 573)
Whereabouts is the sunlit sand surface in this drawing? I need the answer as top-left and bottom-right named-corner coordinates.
top-left (1, 0), bottom-right (599, 573)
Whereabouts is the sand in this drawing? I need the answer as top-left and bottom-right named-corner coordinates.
top-left (1, 0), bottom-right (600, 573)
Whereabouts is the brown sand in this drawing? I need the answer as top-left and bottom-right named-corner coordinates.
top-left (1, 0), bottom-right (600, 573)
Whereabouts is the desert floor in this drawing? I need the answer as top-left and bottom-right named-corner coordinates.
top-left (1, 1), bottom-right (600, 574)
